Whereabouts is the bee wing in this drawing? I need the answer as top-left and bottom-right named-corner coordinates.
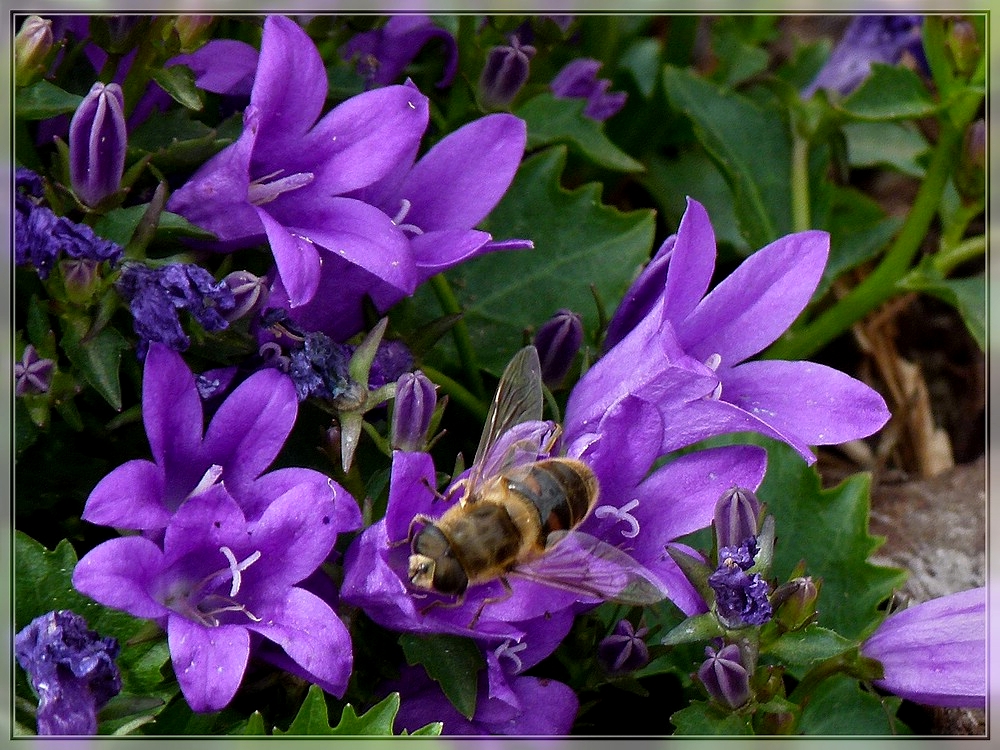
top-left (465, 346), bottom-right (544, 496)
top-left (511, 530), bottom-right (669, 606)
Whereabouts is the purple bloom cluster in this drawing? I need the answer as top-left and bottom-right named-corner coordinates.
top-left (73, 344), bottom-right (361, 712)
top-left (709, 540), bottom-right (773, 628)
top-left (15, 610), bottom-right (121, 735)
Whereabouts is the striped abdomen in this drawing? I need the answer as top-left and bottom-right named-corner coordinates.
top-left (502, 458), bottom-right (598, 543)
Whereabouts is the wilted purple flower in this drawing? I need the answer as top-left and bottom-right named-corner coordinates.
top-left (15, 344), bottom-right (55, 396)
top-left (597, 619), bottom-right (650, 675)
top-left (713, 487), bottom-right (761, 551)
top-left (534, 309), bottom-right (583, 389)
top-left (697, 643), bottom-right (750, 709)
top-left (391, 371), bottom-right (437, 452)
top-left (861, 587), bottom-right (985, 709)
top-left (286, 332), bottom-right (352, 402)
top-left (368, 338), bottom-right (415, 389)
top-left (81, 343), bottom-right (361, 533)
top-left (389, 646), bottom-right (578, 735)
top-left (14, 610), bottom-right (121, 735)
top-left (116, 262), bottom-right (236, 358)
top-left (709, 540), bottom-right (772, 628)
top-left (342, 15), bottom-right (458, 89)
top-left (802, 15), bottom-right (926, 98)
top-left (73, 482), bottom-right (354, 713)
top-left (550, 58), bottom-right (627, 121)
top-left (167, 15), bottom-right (428, 310)
top-left (69, 82), bottom-right (127, 208)
top-left (569, 197), bottom-right (891, 465)
top-left (479, 35), bottom-right (536, 109)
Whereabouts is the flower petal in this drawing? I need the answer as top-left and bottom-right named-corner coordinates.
top-left (400, 113), bottom-right (527, 231)
top-left (81, 459), bottom-right (169, 530)
top-left (168, 615), bottom-right (250, 713)
top-left (171, 38), bottom-right (258, 95)
top-left (409, 229), bottom-right (491, 281)
top-left (242, 467), bottom-right (362, 530)
top-left (256, 206), bottom-right (322, 308)
top-left (73, 537), bottom-right (168, 620)
top-left (680, 229), bottom-right (830, 364)
top-left (247, 587), bottom-right (352, 697)
top-left (664, 197), bottom-right (717, 324)
top-left (722, 359), bottom-right (891, 447)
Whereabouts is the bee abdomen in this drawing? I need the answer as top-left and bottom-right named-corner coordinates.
top-left (505, 459), bottom-right (597, 539)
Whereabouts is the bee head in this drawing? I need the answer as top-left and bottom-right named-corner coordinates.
top-left (409, 524), bottom-right (468, 596)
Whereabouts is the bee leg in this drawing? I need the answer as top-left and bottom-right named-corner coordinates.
top-left (418, 592), bottom-right (464, 616)
top-left (389, 513), bottom-right (436, 549)
top-left (468, 577), bottom-right (514, 629)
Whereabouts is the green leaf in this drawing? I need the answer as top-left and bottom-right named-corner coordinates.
top-left (149, 63), bottom-right (203, 111)
top-left (516, 93), bottom-right (643, 173)
top-left (763, 625), bottom-right (856, 668)
top-left (427, 145), bottom-right (654, 375)
top-left (60, 319), bottom-right (128, 411)
top-left (400, 633), bottom-right (484, 719)
top-left (92, 205), bottom-right (214, 249)
top-left (670, 701), bottom-right (753, 735)
top-left (16, 79), bottom-right (84, 119)
top-left (842, 121), bottom-right (929, 177)
top-left (275, 688), bottom-right (419, 736)
top-left (837, 63), bottom-right (939, 121)
top-left (899, 267), bottom-right (985, 349)
top-left (797, 675), bottom-right (904, 734)
top-left (277, 685), bottom-right (339, 735)
top-left (709, 16), bottom-right (772, 86)
top-left (662, 65), bottom-right (792, 249)
top-left (232, 711), bottom-right (267, 735)
top-left (660, 612), bottom-right (725, 646)
top-left (754, 440), bottom-right (907, 641)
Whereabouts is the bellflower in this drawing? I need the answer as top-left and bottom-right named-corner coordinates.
top-left (597, 619), bottom-right (650, 675)
top-left (550, 58), bottom-right (627, 121)
top-left (166, 15), bottom-right (429, 309)
top-left (802, 15), bottom-right (926, 98)
top-left (15, 610), bottom-right (121, 735)
top-left (569, 197), bottom-right (891, 464)
top-left (81, 343), bottom-right (360, 534)
top-left (861, 587), bottom-right (986, 709)
top-left (697, 644), bottom-right (750, 709)
top-left (342, 15), bottom-right (458, 89)
top-left (73, 482), bottom-right (354, 713)
top-left (708, 540), bottom-right (773, 628)
top-left (69, 81), bottom-right (127, 208)
top-left (15, 344), bottom-right (55, 396)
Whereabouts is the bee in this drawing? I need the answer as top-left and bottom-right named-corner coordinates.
top-left (406, 345), bottom-right (667, 623)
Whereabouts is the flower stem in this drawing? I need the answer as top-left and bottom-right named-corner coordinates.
top-left (429, 273), bottom-right (486, 400)
top-left (420, 364), bottom-right (488, 424)
top-left (790, 132), bottom-right (812, 233)
top-left (933, 233), bottom-right (985, 276)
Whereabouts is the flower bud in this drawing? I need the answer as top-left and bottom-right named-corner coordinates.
top-left (15, 15), bottom-right (53, 87)
top-left (771, 576), bottom-right (820, 632)
top-left (714, 487), bottom-right (761, 551)
top-left (534, 309), bottom-right (583, 389)
top-left (550, 58), bottom-right (627, 121)
top-left (391, 370), bottom-right (437, 452)
top-left (597, 619), bottom-right (650, 675)
top-left (479, 36), bottom-right (536, 109)
top-left (69, 82), bottom-right (127, 209)
top-left (15, 344), bottom-right (55, 396)
top-left (175, 15), bottom-right (214, 51)
top-left (697, 644), bottom-right (750, 709)
top-left (59, 258), bottom-right (101, 303)
top-left (946, 18), bottom-right (980, 78)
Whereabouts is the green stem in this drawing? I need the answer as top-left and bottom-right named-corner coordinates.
top-left (765, 114), bottom-right (972, 361)
top-left (420, 364), bottom-right (488, 424)
top-left (429, 274), bottom-right (485, 399)
top-left (790, 132), bottom-right (812, 233)
top-left (933, 234), bottom-right (986, 276)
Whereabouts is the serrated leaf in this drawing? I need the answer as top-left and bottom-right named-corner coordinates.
top-left (276, 687), bottom-right (403, 736)
top-left (754, 440), bottom-right (907, 641)
top-left (837, 63), bottom-right (938, 121)
top-left (60, 320), bottom-right (128, 411)
top-left (670, 701), bottom-right (753, 735)
top-left (797, 675), bottom-right (904, 734)
top-left (516, 92), bottom-right (644, 173)
top-left (662, 65), bottom-right (792, 249)
top-left (400, 633), bottom-right (484, 720)
top-left (235, 711), bottom-right (267, 735)
top-left (150, 63), bottom-right (203, 111)
top-left (899, 268), bottom-right (985, 350)
top-left (439, 145), bottom-right (655, 375)
top-left (16, 79), bottom-right (84, 120)
top-left (763, 625), bottom-right (856, 667)
top-left (277, 685), bottom-right (338, 735)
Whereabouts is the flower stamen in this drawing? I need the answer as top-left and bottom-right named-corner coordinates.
top-left (595, 498), bottom-right (641, 538)
top-left (494, 639), bottom-right (527, 673)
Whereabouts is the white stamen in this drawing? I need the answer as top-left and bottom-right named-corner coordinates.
top-left (494, 639), bottom-right (527, 673)
top-left (704, 353), bottom-right (722, 371)
top-left (189, 465), bottom-right (224, 498)
top-left (247, 170), bottom-right (314, 206)
top-left (595, 498), bottom-right (641, 538)
top-left (219, 546), bottom-right (262, 597)
top-left (390, 198), bottom-right (424, 236)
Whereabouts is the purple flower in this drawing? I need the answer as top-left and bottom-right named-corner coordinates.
top-left (15, 344), bottom-right (55, 396)
top-left (286, 332), bottom-right (352, 402)
top-left (571, 197), bottom-right (891, 465)
top-left (268, 104), bottom-right (531, 341)
top-left (389, 646), bottom-right (578, 735)
top-left (166, 15), bottom-right (429, 309)
top-left (73, 482), bottom-right (353, 713)
top-left (391, 370), bottom-right (437, 452)
top-left (708, 540), bottom-right (773, 628)
top-left (69, 81), bottom-right (126, 208)
top-left (368, 338), bottom-right (415, 389)
top-left (697, 643), bottom-right (750, 709)
top-left (81, 343), bottom-right (361, 534)
top-left (534, 309), bottom-right (583, 389)
top-left (116, 262), bottom-right (236, 358)
top-left (14, 610), bottom-right (121, 735)
top-left (861, 587), bottom-right (985, 709)
top-left (713, 487), bottom-right (761, 551)
top-left (802, 15), bottom-right (926, 98)
top-left (342, 15), bottom-right (458, 89)
top-left (597, 619), bottom-right (650, 675)
top-left (550, 58), bottom-right (627, 121)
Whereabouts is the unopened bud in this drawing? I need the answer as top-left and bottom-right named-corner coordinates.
top-left (771, 576), bottom-right (820, 632)
top-left (534, 309), bottom-right (583, 389)
top-left (597, 619), bottom-right (650, 675)
top-left (697, 644), bottom-right (750, 709)
top-left (946, 18), bottom-right (980, 78)
top-left (714, 487), bottom-right (761, 551)
top-left (175, 15), bottom-right (214, 51)
top-left (479, 37), bottom-right (535, 109)
top-left (15, 16), bottom-right (53, 87)
top-left (15, 345), bottom-right (55, 396)
top-left (59, 258), bottom-right (101, 303)
top-left (391, 371), bottom-right (437, 452)
top-left (69, 82), bottom-right (127, 209)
